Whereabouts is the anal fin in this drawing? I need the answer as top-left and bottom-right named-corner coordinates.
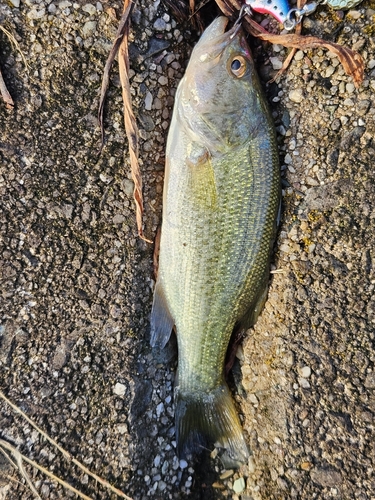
top-left (150, 281), bottom-right (174, 349)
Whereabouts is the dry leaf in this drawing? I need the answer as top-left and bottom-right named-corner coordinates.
top-left (98, 1), bottom-right (151, 242)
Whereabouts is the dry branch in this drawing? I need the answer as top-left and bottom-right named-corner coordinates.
top-left (98, 1), bottom-right (151, 242)
top-left (118, 1), bottom-right (152, 243)
top-left (0, 390), bottom-right (132, 500)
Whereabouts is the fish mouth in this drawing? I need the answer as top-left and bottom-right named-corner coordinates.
top-left (194, 17), bottom-right (240, 62)
top-left (198, 16), bottom-right (229, 44)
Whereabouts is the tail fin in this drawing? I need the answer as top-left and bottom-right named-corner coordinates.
top-left (175, 383), bottom-right (249, 468)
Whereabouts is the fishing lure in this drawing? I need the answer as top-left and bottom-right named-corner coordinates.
top-left (243, 0), bottom-right (364, 30)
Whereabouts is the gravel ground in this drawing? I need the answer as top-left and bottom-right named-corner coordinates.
top-left (0, 0), bottom-right (374, 499)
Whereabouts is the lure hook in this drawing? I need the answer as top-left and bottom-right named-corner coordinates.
top-left (231, 3), bottom-right (253, 38)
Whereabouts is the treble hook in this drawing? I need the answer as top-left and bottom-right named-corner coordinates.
top-left (230, 3), bottom-right (253, 38)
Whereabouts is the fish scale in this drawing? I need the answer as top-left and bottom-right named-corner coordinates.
top-left (150, 16), bottom-right (280, 466)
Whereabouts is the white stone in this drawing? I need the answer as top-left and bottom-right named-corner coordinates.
top-left (298, 366), bottom-right (311, 378)
top-left (82, 3), bottom-right (96, 15)
top-left (270, 57), bottom-right (283, 70)
top-left (113, 382), bottom-right (126, 396)
top-left (158, 75), bottom-right (168, 86)
top-left (298, 377), bottom-right (311, 389)
top-left (233, 477), bottom-right (246, 494)
top-left (289, 89), bottom-right (304, 103)
top-left (294, 50), bottom-right (304, 61)
top-left (82, 21), bottom-right (97, 37)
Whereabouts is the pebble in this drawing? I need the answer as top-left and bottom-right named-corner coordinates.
top-left (82, 3), bottom-right (96, 15)
top-left (233, 477), bottom-right (246, 494)
top-left (346, 83), bottom-right (355, 94)
top-left (270, 57), bottom-right (283, 70)
top-left (298, 366), bottom-right (311, 378)
top-left (154, 18), bottom-right (167, 31)
top-left (289, 89), bottom-right (304, 103)
top-left (113, 382), bottom-right (126, 396)
top-left (348, 9), bottom-right (361, 19)
top-left (220, 469), bottom-right (234, 479)
top-left (9, 0), bottom-right (20, 6)
top-left (294, 50), bottom-right (304, 61)
top-left (82, 21), bottom-right (97, 37)
top-left (298, 378), bottom-right (311, 389)
top-left (158, 75), bottom-right (168, 86)
top-left (145, 92), bottom-right (153, 111)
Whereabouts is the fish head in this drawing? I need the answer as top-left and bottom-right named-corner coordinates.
top-left (177, 17), bottom-right (265, 154)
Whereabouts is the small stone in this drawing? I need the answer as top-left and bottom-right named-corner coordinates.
top-left (145, 92), bottom-right (153, 111)
top-left (294, 50), bottom-right (304, 61)
top-left (298, 366), bottom-right (311, 378)
top-left (347, 9), bottom-right (361, 19)
top-left (158, 481), bottom-right (167, 491)
top-left (220, 469), bottom-right (234, 480)
top-left (343, 98), bottom-right (354, 107)
top-left (368, 59), bottom-right (375, 69)
top-left (284, 153), bottom-right (293, 164)
top-left (154, 18), bottom-right (167, 31)
top-left (346, 83), bottom-right (355, 94)
top-left (113, 214), bottom-right (125, 224)
top-left (117, 424), bottom-right (128, 434)
top-left (233, 477), bottom-right (246, 494)
top-left (82, 3), bottom-right (96, 15)
top-left (270, 57), bottom-right (283, 70)
top-left (298, 378), bottom-right (310, 389)
top-left (156, 402), bottom-right (164, 417)
top-left (324, 66), bottom-right (335, 78)
top-left (179, 459), bottom-right (188, 469)
top-left (113, 382), bottom-right (126, 396)
top-left (27, 8), bottom-right (46, 19)
top-left (9, 0), bottom-right (20, 6)
top-left (289, 89), bottom-right (304, 103)
top-left (249, 393), bottom-right (258, 404)
top-left (364, 372), bottom-right (375, 388)
top-left (158, 75), bottom-right (168, 86)
top-left (310, 468), bottom-right (342, 487)
top-left (248, 457), bottom-right (256, 473)
top-left (331, 118), bottom-right (341, 131)
top-left (82, 21), bottom-right (97, 37)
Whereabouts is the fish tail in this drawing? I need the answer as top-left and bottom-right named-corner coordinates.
top-left (175, 383), bottom-right (249, 468)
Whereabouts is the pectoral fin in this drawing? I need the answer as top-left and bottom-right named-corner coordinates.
top-left (150, 281), bottom-right (174, 349)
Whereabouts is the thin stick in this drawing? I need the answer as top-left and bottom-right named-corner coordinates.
top-left (0, 25), bottom-right (30, 69)
top-left (0, 391), bottom-right (132, 499)
top-left (97, 2), bottom-right (133, 148)
top-left (118, 0), bottom-right (152, 243)
top-left (0, 441), bottom-right (42, 499)
top-left (0, 440), bottom-right (91, 500)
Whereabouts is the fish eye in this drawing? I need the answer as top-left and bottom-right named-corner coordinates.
top-left (229, 55), bottom-right (247, 78)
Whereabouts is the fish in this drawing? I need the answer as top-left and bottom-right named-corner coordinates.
top-left (150, 16), bottom-right (280, 467)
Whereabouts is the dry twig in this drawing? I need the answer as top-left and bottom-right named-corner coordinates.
top-left (118, 1), bottom-right (152, 243)
top-left (98, 1), bottom-right (151, 242)
top-left (0, 390), bottom-right (132, 500)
